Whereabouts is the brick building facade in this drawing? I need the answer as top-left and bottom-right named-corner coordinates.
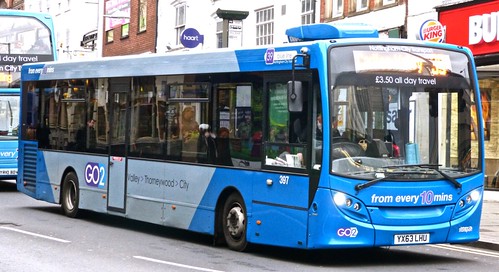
top-left (102, 0), bottom-right (157, 57)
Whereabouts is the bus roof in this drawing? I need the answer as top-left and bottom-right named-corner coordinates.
top-left (286, 23), bottom-right (379, 42)
top-left (21, 43), bottom-right (325, 81)
top-left (0, 8), bottom-right (52, 21)
top-left (21, 28), bottom-right (470, 82)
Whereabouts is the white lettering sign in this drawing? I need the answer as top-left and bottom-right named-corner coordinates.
top-left (469, 12), bottom-right (499, 45)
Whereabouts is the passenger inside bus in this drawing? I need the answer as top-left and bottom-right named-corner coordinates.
top-left (292, 117), bottom-right (307, 143)
top-left (316, 113), bottom-right (323, 140)
top-left (197, 124), bottom-right (217, 164)
top-left (35, 123), bottom-right (51, 148)
top-left (75, 119), bottom-right (96, 151)
top-left (216, 127), bottom-right (233, 166)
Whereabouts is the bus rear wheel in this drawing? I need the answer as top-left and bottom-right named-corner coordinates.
top-left (222, 193), bottom-right (248, 251)
top-left (61, 172), bottom-right (80, 218)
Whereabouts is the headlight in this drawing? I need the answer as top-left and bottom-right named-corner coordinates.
top-left (453, 188), bottom-right (482, 220)
top-left (333, 192), bottom-right (347, 206)
top-left (332, 192), bottom-right (371, 223)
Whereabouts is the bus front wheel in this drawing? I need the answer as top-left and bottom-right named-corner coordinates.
top-left (222, 193), bottom-right (248, 251)
top-left (61, 172), bottom-right (80, 218)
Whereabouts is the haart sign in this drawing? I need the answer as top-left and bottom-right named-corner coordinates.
top-left (180, 28), bottom-right (204, 48)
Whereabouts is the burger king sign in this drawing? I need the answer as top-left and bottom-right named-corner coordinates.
top-left (419, 19), bottom-right (446, 43)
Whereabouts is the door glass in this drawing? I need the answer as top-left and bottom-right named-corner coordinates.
top-left (264, 82), bottom-right (306, 169)
top-left (110, 92), bottom-right (128, 157)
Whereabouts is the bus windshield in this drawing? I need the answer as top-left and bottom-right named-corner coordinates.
top-left (0, 14), bottom-right (54, 88)
top-left (0, 95), bottom-right (19, 139)
top-left (329, 45), bottom-right (480, 180)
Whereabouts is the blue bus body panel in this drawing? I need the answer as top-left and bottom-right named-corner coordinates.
top-left (17, 146), bottom-right (310, 248)
top-left (17, 144), bottom-right (55, 202)
top-left (306, 187), bottom-right (482, 248)
top-left (194, 169), bottom-right (310, 248)
top-left (19, 140), bottom-right (482, 249)
top-left (0, 140), bottom-right (18, 179)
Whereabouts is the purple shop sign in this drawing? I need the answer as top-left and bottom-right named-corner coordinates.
top-left (180, 28), bottom-right (204, 48)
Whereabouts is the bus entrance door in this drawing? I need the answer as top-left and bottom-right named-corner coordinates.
top-left (108, 155), bottom-right (126, 212)
top-left (107, 79), bottom-right (130, 213)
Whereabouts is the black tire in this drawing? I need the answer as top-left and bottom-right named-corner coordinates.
top-left (61, 172), bottom-right (80, 218)
top-left (222, 193), bottom-right (248, 251)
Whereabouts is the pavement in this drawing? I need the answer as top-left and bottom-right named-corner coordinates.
top-left (470, 190), bottom-right (499, 251)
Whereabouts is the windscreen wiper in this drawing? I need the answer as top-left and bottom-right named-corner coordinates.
top-left (8, 101), bottom-right (12, 126)
top-left (382, 163), bottom-right (462, 189)
top-left (355, 170), bottom-right (436, 191)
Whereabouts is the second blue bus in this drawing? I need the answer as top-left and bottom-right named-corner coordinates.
top-left (0, 9), bottom-right (56, 180)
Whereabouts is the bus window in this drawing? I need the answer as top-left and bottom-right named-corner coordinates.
top-left (312, 89), bottom-right (323, 169)
top-left (264, 81), bottom-right (307, 169)
top-left (129, 77), bottom-right (162, 158)
top-left (166, 82), bottom-right (210, 163)
top-left (213, 82), bottom-right (262, 169)
top-left (180, 104), bottom-right (200, 162)
top-left (268, 83), bottom-right (289, 143)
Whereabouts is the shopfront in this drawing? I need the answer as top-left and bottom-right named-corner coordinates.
top-left (438, 0), bottom-right (499, 189)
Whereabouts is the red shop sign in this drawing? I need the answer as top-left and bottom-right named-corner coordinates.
top-left (439, 1), bottom-right (499, 56)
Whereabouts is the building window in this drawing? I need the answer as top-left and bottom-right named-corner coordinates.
top-left (301, 0), bottom-right (314, 25)
top-left (375, 0), bottom-right (396, 8)
top-left (256, 6), bottom-right (274, 46)
top-left (349, 0), bottom-right (368, 13)
top-left (121, 23), bottom-right (129, 38)
top-left (216, 20), bottom-right (223, 48)
top-left (138, 0), bottom-right (147, 32)
top-left (358, 0), bottom-right (368, 11)
top-left (106, 30), bottom-right (114, 43)
top-left (175, 4), bottom-right (186, 45)
top-left (333, 0), bottom-right (343, 17)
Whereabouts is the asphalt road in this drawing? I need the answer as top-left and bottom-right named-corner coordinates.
top-left (1, 180), bottom-right (499, 271)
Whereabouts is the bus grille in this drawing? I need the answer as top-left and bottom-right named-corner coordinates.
top-left (21, 142), bottom-right (38, 193)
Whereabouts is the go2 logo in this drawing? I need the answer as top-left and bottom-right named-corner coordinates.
top-left (337, 227), bottom-right (359, 238)
top-left (85, 162), bottom-right (106, 189)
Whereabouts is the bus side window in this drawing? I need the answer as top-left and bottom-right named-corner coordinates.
top-left (164, 103), bottom-right (182, 160)
top-left (312, 92), bottom-right (323, 170)
top-left (292, 115), bottom-right (307, 143)
top-left (264, 82), bottom-right (306, 169)
top-left (129, 77), bottom-right (163, 158)
top-left (180, 105), bottom-right (200, 162)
